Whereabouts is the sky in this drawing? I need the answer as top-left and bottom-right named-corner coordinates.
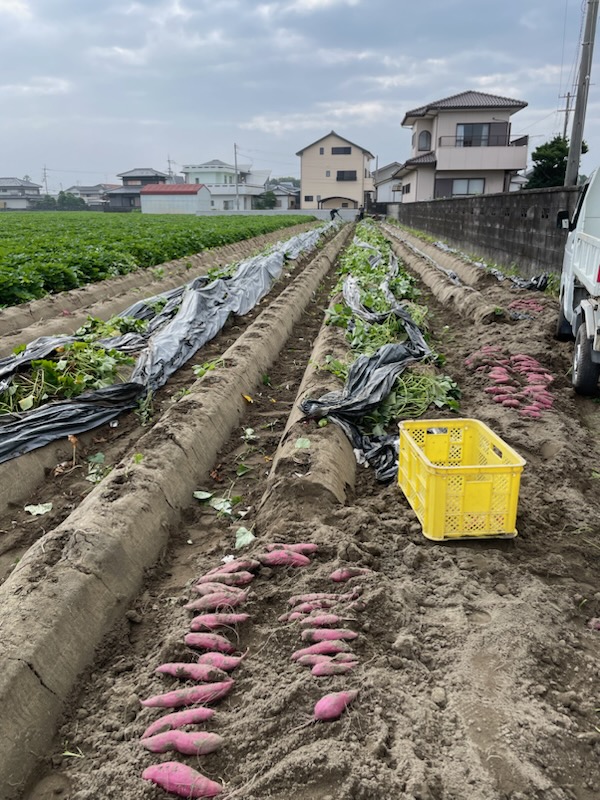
top-left (1, 0), bottom-right (599, 193)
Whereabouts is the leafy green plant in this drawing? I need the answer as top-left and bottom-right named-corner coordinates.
top-left (86, 452), bottom-right (111, 484)
top-left (193, 357), bottom-right (225, 379)
top-left (0, 342), bottom-right (134, 415)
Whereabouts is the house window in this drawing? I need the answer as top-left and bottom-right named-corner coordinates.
top-left (341, 203), bottom-right (349, 207)
top-left (319, 147), bottom-right (324, 155)
top-left (195, 178), bottom-right (199, 184)
top-left (332, 146), bottom-right (351, 155)
top-left (336, 170), bottom-right (357, 181)
top-left (326, 170), bottom-right (331, 177)
top-left (402, 183), bottom-right (411, 194)
top-left (434, 178), bottom-right (485, 198)
top-left (456, 123), bottom-right (489, 147)
top-left (418, 131), bottom-right (431, 151)
top-left (304, 195), bottom-right (314, 201)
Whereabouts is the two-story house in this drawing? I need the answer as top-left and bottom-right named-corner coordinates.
top-left (393, 91), bottom-right (528, 203)
top-left (0, 177), bottom-right (42, 210)
top-left (64, 184), bottom-right (120, 210)
top-left (296, 131), bottom-right (374, 210)
top-left (180, 160), bottom-right (270, 211)
top-left (104, 168), bottom-right (169, 211)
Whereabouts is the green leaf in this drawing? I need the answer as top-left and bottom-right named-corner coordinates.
top-left (317, 418), bottom-right (329, 427)
top-left (19, 395), bottom-right (35, 411)
top-left (87, 452), bottom-right (105, 464)
top-left (235, 526), bottom-right (256, 549)
top-left (295, 437), bottom-right (311, 449)
top-left (236, 463), bottom-right (253, 476)
top-left (193, 490), bottom-right (214, 501)
top-left (24, 502), bottom-right (53, 516)
top-left (209, 497), bottom-right (233, 515)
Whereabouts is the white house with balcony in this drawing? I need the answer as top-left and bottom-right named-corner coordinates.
top-left (180, 160), bottom-right (270, 211)
top-left (393, 90), bottom-right (528, 203)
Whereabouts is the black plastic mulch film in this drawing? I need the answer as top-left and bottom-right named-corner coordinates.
top-left (0, 225), bottom-right (332, 463)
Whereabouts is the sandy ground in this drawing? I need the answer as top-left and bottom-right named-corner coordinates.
top-left (2, 224), bottom-right (599, 800)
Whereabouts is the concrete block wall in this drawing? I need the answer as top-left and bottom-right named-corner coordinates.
top-left (391, 186), bottom-right (581, 278)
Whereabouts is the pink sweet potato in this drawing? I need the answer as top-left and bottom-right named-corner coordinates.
top-left (288, 592), bottom-right (340, 606)
top-left (196, 571), bottom-right (254, 587)
top-left (141, 706), bottom-right (215, 739)
top-left (291, 640), bottom-right (352, 660)
top-left (206, 559), bottom-right (260, 575)
top-left (266, 542), bottom-right (319, 554)
top-left (155, 663), bottom-right (229, 682)
top-left (256, 551), bottom-right (311, 567)
top-left (190, 613), bottom-right (250, 631)
top-left (192, 582), bottom-right (247, 597)
top-left (185, 592), bottom-right (248, 612)
top-left (311, 661), bottom-right (357, 677)
top-left (300, 628), bottom-right (358, 642)
top-left (314, 689), bottom-right (358, 721)
top-left (142, 762), bottom-right (222, 798)
top-left (184, 632), bottom-right (235, 654)
top-left (295, 654), bottom-right (334, 667)
top-left (293, 600), bottom-right (337, 613)
top-left (329, 567), bottom-right (372, 582)
top-left (141, 730), bottom-right (223, 756)
top-left (141, 680), bottom-right (234, 709)
top-left (299, 614), bottom-right (342, 627)
top-left (196, 652), bottom-right (247, 672)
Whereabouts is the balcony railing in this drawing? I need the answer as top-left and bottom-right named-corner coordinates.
top-left (437, 135), bottom-right (528, 148)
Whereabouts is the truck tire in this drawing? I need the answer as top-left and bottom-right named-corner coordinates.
top-left (572, 323), bottom-right (600, 395)
top-left (555, 303), bottom-right (573, 341)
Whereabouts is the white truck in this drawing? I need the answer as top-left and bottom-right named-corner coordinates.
top-left (556, 168), bottom-right (600, 394)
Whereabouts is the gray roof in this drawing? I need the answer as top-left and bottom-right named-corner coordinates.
top-left (104, 186), bottom-right (143, 195)
top-left (402, 90), bottom-right (527, 125)
top-left (64, 184), bottom-right (119, 193)
top-left (116, 168), bottom-right (168, 178)
top-left (392, 152), bottom-right (437, 178)
top-left (372, 162), bottom-right (403, 184)
top-left (296, 130), bottom-right (375, 159)
top-left (0, 177), bottom-right (42, 188)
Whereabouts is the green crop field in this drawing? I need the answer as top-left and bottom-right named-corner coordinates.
top-left (0, 212), bottom-right (313, 307)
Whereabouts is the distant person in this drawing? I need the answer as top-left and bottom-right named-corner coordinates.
top-left (357, 206), bottom-right (365, 221)
top-left (330, 208), bottom-right (341, 221)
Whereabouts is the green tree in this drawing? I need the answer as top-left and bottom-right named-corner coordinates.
top-left (253, 190), bottom-right (277, 210)
top-left (270, 176), bottom-right (300, 187)
top-left (56, 191), bottom-right (87, 210)
top-left (31, 194), bottom-right (57, 210)
top-left (525, 135), bottom-right (588, 189)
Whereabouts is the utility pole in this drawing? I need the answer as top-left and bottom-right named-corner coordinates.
top-left (42, 165), bottom-right (48, 194)
top-left (234, 143), bottom-right (240, 211)
top-left (565, 0), bottom-right (599, 186)
top-left (559, 92), bottom-right (571, 139)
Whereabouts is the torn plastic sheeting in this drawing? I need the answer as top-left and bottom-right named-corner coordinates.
top-left (0, 383), bottom-right (142, 462)
top-left (0, 224), bottom-right (331, 463)
top-left (435, 241), bottom-right (549, 291)
top-left (300, 239), bottom-right (431, 482)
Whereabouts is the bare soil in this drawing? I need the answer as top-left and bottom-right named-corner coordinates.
top-left (3, 224), bottom-right (599, 800)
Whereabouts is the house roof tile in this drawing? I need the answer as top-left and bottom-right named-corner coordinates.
top-left (116, 168), bottom-right (169, 178)
top-left (296, 130), bottom-right (375, 159)
top-left (402, 90), bottom-right (527, 125)
top-left (140, 184), bottom-right (206, 194)
top-left (0, 177), bottom-right (42, 188)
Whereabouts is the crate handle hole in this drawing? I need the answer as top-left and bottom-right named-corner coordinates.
top-left (426, 427), bottom-right (448, 435)
top-left (492, 444), bottom-right (503, 459)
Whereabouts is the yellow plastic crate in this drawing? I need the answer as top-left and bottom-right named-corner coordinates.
top-left (398, 418), bottom-right (525, 541)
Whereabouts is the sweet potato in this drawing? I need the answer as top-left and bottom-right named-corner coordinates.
top-left (299, 614), bottom-right (342, 627)
top-left (191, 582), bottom-right (247, 598)
top-left (291, 640), bottom-right (352, 660)
top-left (288, 592), bottom-right (339, 606)
top-left (184, 592), bottom-right (248, 612)
top-left (184, 632), bottom-right (235, 654)
top-left (256, 551), bottom-right (311, 567)
top-left (155, 663), bottom-right (229, 682)
top-left (190, 613), bottom-right (250, 631)
top-left (311, 661), bottom-right (357, 677)
top-left (295, 654), bottom-right (334, 667)
top-left (300, 628), bottom-right (358, 642)
top-left (141, 680), bottom-right (234, 709)
top-left (266, 542), bottom-right (319, 554)
top-left (293, 600), bottom-right (337, 613)
top-left (196, 652), bottom-right (247, 672)
top-left (313, 689), bottom-right (358, 721)
top-left (142, 762), bottom-right (222, 798)
top-left (329, 567), bottom-right (372, 582)
top-left (141, 730), bottom-right (223, 756)
top-left (141, 706), bottom-right (215, 739)
top-left (195, 571), bottom-right (254, 587)
top-left (206, 559), bottom-right (260, 575)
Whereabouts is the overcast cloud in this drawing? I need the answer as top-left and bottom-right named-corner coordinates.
top-left (1, 0), bottom-right (596, 191)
